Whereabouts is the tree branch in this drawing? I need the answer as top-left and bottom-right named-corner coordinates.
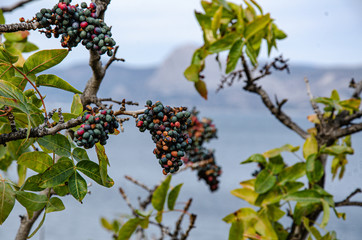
top-left (335, 188), bottom-right (362, 207)
top-left (15, 188), bottom-right (51, 240)
top-left (172, 198), bottom-right (192, 238)
top-left (0, 22), bottom-right (39, 33)
top-left (1, 0), bottom-right (36, 13)
top-left (240, 54), bottom-right (309, 139)
top-left (104, 46), bottom-right (125, 71)
top-left (81, 0), bottom-right (112, 106)
top-left (349, 79), bottom-right (362, 99)
top-left (330, 123), bottom-right (362, 141)
top-left (243, 81), bottom-right (309, 139)
top-left (0, 116), bottom-right (82, 145)
top-left (304, 77), bottom-right (324, 126)
top-left (15, 209), bottom-right (44, 240)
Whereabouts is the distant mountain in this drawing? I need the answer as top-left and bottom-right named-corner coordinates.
top-left (44, 45), bottom-right (362, 112)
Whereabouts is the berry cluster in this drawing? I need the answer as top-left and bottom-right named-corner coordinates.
top-left (182, 110), bottom-right (221, 191)
top-left (74, 106), bottom-right (119, 149)
top-left (33, 0), bottom-right (116, 55)
top-left (136, 100), bottom-right (192, 175)
top-left (196, 150), bottom-right (221, 192)
top-left (188, 111), bottom-right (217, 145)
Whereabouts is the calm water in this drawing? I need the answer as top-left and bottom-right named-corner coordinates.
top-left (1, 109), bottom-right (362, 240)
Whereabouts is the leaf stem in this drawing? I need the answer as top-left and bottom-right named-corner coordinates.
top-left (12, 65), bottom-right (48, 119)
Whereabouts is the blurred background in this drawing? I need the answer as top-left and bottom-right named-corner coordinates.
top-left (1, 0), bottom-right (362, 239)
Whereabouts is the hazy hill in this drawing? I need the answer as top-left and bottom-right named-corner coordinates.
top-left (43, 45), bottom-right (362, 112)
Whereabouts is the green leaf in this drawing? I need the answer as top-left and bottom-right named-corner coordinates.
top-left (68, 171), bottom-right (87, 202)
top-left (16, 191), bottom-right (48, 211)
top-left (245, 41), bottom-right (258, 66)
top-left (53, 184), bottom-right (69, 196)
top-left (23, 42), bottom-right (39, 53)
top-left (0, 9), bottom-right (5, 25)
top-left (267, 155), bottom-right (285, 174)
top-left (17, 164), bottom-right (27, 186)
top-left (167, 183), bottom-right (183, 210)
top-left (23, 49), bottom-right (68, 75)
top-left (306, 154), bottom-right (324, 183)
top-left (322, 145), bottom-right (354, 156)
top-left (40, 158), bottom-right (74, 188)
top-left (72, 148), bottom-right (90, 162)
top-left (211, 6), bottom-right (223, 36)
top-left (231, 188), bottom-right (258, 205)
top-left (36, 74), bottom-right (82, 94)
top-left (184, 64), bottom-right (201, 82)
top-left (3, 76), bottom-right (27, 90)
top-left (18, 151), bottom-right (53, 173)
top-left (303, 135), bottom-right (318, 159)
top-left (37, 134), bottom-right (71, 157)
top-left (27, 211), bottom-right (46, 239)
top-left (139, 217), bottom-right (149, 229)
top-left (194, 79), bottom-right (208, 100)
top-left (266, 205), bottom-right (285, 222)
top-left (0, 62), bottom-right (15, 81)
top-left (117, 218), bottom-right (141, 240)
top-left (0, 45), bottom-right (19, 64)
top-left (241, 153), bottom-right (267, 166)
top-left (4, 32), bottom-right (29, 42)
top-left (302, 217), bottom-right (322, 239)
top-left (22, 174), bottom-right (45, 192)
top-left (208, 32), bottom-right (240, 53)
top-left (71, 94), bottom-right (83, 116)
top-left (0, 80), bottom-right (41, 129)
top-left (0, 179), bottom-right (15, 224)
top-left (223, 207), bottom-right (255, 223)
top-left (285, 190), bottom-right (322, 203)
top-left (244, 14), bottom-right (272, 40)
top-left (263, 144), bottom-right (300, 158)
top-left (320, 199), bottom-right (330, 229)
top-left (152, 175), bottom-right (171, 211)
top-left (45, 197), bottom-right (65, 213)
top-left (228, 220), bottom-right (243, 240)
top-left (95, 143), bottom-right (109, 186)
top-left (155, 211), bottom-right (163, 223)
top-left (226, 40), bottom-right (244, 74)
top-left (255, 169), bottom-right (276, 194)
top-left (76, 160), bottom-right (114, 187)
top-left (100, 217), bottom-right (113, 231)
top-left (278, 162), bottom-right (306, 185)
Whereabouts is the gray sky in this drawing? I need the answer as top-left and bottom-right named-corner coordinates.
top-left (2, 0), bottom-right (362, 67)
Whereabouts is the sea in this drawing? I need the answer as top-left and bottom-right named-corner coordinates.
top-left (1, 109), bottom-right (362, 240)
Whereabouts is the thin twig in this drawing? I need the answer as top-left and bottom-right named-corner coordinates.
top-left (173, 198), bottom-right (192, 238)
top-left (125, 175), bottom-right (152, 192)
top-left (335, 188), bottom-right (362, 207)
top-left (104, 46), bottom-right (125, 71)
top-left (304, 77), bottom-right (324, 126)
top-left (114, 109), bottom-right (146, 118)
top-left (1, 0), bottom-right (36, 13)
top-left (240, 54), bottom-right (308, 139)
top-left (180, 214), bottom-right (197, 240)
top-left (349, 79), bottom-right (362, 99)
top-left (119, 187), bottom-right (138, 216)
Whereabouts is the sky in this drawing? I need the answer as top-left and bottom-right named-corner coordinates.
top-left (2, 0), bottom-right (362, 67)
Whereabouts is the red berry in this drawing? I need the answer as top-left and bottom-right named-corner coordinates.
top-left (80, 21), bottom-right (88, 28)
top-left (136, 121), bottom-right (143, 127)
top-left (77, 129), bottom-right (85, 136)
